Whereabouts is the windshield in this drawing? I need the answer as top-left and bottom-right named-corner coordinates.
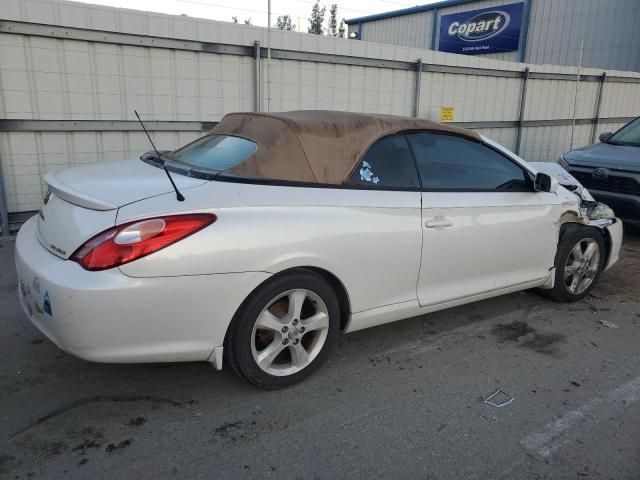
top-left (609, 117), bottom-right (640, 146)
top-left (170, 134), bottom-right (258, 171)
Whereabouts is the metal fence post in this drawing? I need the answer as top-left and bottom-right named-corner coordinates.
top-left (430, 11), bottom-right (438, 50)
top-left (591, 72), bottom-right (607, 143)
top-left (254, 40), bottom-right (261, 112)
top-left (0, 156), bottom-right (10, 237)
top-left (515, 67), bottom-right (530, 155)
top-left (413, 58), bottom-right (423, 118)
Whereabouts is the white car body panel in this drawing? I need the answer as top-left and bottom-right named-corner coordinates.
top-left (36, 192), bottom-right (117, 259)
top-left (527, 161), bottom-right (596, 202)
top-left (347, 278), bottom-right (545, 333)
top-left (46, 159), bottom-right (207, 209)
top-left (418, 191), bottom-right (559, 306)
top-left (14, 133), bottom-right (623, 368)
top-left (38, 159), bottom-right (208, 259)
top-left (604, 220), bottom-right (623, 270)
top-left (118, 183), bottom-right (423, 314)
top-left (17, 216), bottom-right (270, 364)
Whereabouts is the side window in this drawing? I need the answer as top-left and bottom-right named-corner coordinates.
top-left (408, 132), bottom-right (530, 191)
top-left (346, 135), bottom-right (420, 189)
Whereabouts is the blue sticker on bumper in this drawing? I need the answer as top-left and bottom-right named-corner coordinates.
top-left (43, 291), bottom-right (52, 316)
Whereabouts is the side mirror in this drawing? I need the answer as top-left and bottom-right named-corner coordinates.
top-left (534, 172), bottom-right (558, 193)
top-left (599, 132), bottom-right (613, 143)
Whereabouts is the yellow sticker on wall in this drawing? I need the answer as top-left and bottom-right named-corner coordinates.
top-left (440, 105), bottom-right (455, 122)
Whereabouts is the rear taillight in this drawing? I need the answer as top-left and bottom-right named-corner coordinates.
top-left (71, 213), bottom-right (216, 271)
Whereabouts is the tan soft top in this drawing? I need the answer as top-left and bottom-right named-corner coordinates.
top-left (212, 110), bottom-right (480, 184)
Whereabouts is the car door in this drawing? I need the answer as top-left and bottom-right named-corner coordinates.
top-left (407, 131), bottom-right (561, 307)
top-left (342, 133), bottom-right (424, 311)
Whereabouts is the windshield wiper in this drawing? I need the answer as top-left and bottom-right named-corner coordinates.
top-left (134, 110), bottom-right (185, 202)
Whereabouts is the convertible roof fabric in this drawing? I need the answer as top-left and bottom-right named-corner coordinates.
top-left (212, 110), bottom-right (481, 184)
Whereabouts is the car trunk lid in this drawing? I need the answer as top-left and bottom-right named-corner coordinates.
top-left (37, 159), bottom-right (208, 259)
top-left (45, 159), bottom-right (207, 209)
top-left (36, 192), bottom-right (118, 259)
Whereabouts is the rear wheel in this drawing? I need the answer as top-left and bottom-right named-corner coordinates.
top-left (225, 270), bottom-right (340, 389)
top-left (546, 225), bottom-right (606, 302)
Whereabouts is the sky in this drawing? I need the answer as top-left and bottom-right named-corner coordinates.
top-left (70, 0), bottom-right (436, 31)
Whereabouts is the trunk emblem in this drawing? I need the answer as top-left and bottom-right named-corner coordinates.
top-left (49, 244), bottom-right (67, 256)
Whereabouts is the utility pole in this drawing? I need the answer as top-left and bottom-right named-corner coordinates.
top-left (570, 35), bottom-right (584, 150)
top-left (267, 0), bottom-right (271, 112)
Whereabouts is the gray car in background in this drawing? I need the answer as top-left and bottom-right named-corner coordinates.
top-left (560, 117), bottom-right (640, 226)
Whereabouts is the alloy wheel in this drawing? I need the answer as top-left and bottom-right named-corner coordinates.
top-left (563, 238), bottom-right (600, 295)
top-left (251, 289), bottom-right (330, 376)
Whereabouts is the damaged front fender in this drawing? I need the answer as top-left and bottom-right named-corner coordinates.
top-left (529, 162), bottom-right (623, 281)
top-left (529, 162), bottom-right (617, 226)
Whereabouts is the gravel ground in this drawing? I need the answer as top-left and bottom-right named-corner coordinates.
top-left (1, 227), bottom-right (639, 479)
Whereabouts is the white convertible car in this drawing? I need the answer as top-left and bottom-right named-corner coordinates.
top-left (15, 111), bottom-right (622, 388)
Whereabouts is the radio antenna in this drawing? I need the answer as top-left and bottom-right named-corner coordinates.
top-left (134, 110), bottom-right (184, 202)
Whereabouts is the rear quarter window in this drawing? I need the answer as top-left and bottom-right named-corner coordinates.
top-left (346, 134), bottom-right (420, 189)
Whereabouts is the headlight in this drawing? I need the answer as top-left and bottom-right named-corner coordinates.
top-left (558, 155), bottom-right (569, 168)
top-left (585, 202), bottom-right (615, 220)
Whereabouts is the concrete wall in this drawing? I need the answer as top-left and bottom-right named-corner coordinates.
top-left (1, 0), bottom-right (639, 216)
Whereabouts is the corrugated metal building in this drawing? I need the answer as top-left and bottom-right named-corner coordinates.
top-left (346, 0), bottom-right (640, 72)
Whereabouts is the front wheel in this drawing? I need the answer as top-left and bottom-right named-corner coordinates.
top-left (546, 225), bottom-right (606, 302)
top-left (225, 270), bottom-right (340, 389)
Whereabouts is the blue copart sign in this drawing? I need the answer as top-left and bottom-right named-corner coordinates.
top-left (438, 2), bottom-right (524, 55)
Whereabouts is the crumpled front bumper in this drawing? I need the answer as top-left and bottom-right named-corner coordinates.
top-left (600, 218), bottom-right (623, 271)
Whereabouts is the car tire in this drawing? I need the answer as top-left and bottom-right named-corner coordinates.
top-left (545, 224), bottom-right (606, 303)
top-left (225, 269), bottom-right (340, 389)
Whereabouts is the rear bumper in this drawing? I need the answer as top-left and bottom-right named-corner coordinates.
top-left (15, 216), bottom-right (270, 364)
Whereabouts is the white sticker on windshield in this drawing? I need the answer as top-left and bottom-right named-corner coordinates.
top-left (360, 161), bottom-right (380, 184)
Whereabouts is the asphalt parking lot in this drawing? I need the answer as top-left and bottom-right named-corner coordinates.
top-left (1, 227), bottom-right (639, 480)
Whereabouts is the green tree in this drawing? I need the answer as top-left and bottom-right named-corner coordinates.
top-left (231, 16), bottom-right (238, 23)
top-left (244, 18), bottom-right (252, 25)
top-left (308, 1), bottom-right (326, 35)
top-left (338, 18), bottom-right (346, 38)
top-left (276, 14), bottom-right (295, 31)
top-left (328, 4), bottom-right (338, 36)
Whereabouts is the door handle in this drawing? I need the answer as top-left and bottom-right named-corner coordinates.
top-left (425, 218), bottom-right (453, 228)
